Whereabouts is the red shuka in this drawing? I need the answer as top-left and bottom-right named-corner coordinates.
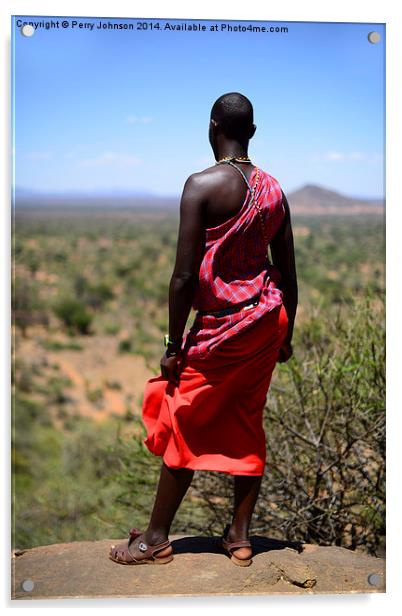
top-left (142, 165), bottom-right (289, 475)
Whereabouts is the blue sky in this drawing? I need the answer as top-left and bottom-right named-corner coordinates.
top-left (12, 16), bottom-right (385, 198)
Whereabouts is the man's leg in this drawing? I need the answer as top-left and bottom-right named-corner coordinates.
top-left (143, 462), bottom-right (195, 543)
top-left (110, 462), bottom-right (194, 561)
top-left (226, 474), bottom-right (263, 559)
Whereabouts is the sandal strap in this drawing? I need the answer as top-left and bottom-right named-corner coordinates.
top-left (127, 538), bottom-right (171, 562)
top-left (221, 524), bottom-right (252, 551)
top-left (222, 538), bottom-right (252, 550)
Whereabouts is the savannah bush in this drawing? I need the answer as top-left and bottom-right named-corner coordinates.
top-left (114, 289), bottom-right (385, 556)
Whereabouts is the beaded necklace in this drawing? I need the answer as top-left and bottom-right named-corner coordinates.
top-left (215, 155), bottom-right (252, 164)
top-left (216, 159), bottom-right (270, 251)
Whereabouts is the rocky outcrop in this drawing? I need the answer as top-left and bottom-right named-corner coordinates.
top-left (11, 534), bottom-right (385, 599)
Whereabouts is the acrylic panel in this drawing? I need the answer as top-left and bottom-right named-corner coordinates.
top-left (11, 15), bottom-right (385, 599)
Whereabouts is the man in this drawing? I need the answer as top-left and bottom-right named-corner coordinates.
top-left (109, 92), bottom-right (297, 566)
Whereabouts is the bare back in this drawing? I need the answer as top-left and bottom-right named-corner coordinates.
top-left (195, 163), bottom-right (257, 229)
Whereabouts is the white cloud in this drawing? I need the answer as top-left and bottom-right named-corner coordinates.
top-left (79, 152), bottom-right (141, 167)
top-left (326, 151), bottom-right (346, 161)
top-left (323, 151), bottom-right (382, 163)
top-left (349, 151), bottom-right (364, 160)
top-left (127, 115), bottom-right (153, 124)
top-left (26, 151), bottom-right (53, 161)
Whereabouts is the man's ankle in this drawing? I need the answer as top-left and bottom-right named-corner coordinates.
top-left (227, 524), bottom-right (249, 540)
top-left (143, 528), bottom-right (169, 543)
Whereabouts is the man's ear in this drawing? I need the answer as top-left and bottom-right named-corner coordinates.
top-left (249, 123), bottom-right (257, 139)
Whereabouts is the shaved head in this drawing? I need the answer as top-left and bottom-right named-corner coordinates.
top-left (210, 92), bottom-right (254, 142)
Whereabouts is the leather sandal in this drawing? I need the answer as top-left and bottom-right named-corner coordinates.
top-left (109, 527), bottom-right (174, 565)
top-left (219, 523), bottom-right (253, 567)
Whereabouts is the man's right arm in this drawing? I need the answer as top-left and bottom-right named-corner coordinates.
top-left (270, 190), bottom-right (298, 344)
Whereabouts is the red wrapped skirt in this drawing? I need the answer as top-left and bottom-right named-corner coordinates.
top-left (141, 303), bottom-right (288, 476)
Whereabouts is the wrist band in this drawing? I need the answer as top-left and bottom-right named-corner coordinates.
top-left (164, 334), bottom-right (182, 350)
top-left (166, 349), bottom-right (179, 358)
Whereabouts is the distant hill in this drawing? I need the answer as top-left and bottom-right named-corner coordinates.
top-left (13, 188), bottom-right (179, 211)
top-left (14, 184), bottom-right (384, 215)
top-left (287, 184), bottom-right (384, 215)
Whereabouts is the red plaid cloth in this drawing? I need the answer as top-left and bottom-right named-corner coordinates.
top-left (180, 166), bottom-right (286, 361)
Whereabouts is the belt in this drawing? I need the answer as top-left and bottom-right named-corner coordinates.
top-left (197, 293), bottom-right (261, 318)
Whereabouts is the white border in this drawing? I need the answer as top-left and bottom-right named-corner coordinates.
top-left (2, 0), bottom-right (400, 612)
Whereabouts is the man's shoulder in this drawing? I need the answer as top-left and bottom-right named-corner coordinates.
top-left (190, 163), bottom-right (223, 180)
top-left (184, 164), bottom-right (226, 193)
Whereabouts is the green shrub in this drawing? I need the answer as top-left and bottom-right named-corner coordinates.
top-left (104, 323), bottom-right (120, 336)
top-left (118, 338), bottom-right (132, 353)
top-left (53, 298), bottom-right (93, 335)
top-left (257, 290), bottom-right (385, 556)
top-left (74, 274), bottom-right (114, 309)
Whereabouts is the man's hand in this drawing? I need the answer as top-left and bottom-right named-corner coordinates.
top-left (160, 352), bottom-right (181, 386)
top-left (277, 340), bottom-right (293, 363)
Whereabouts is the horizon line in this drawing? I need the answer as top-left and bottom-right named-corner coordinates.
top-left (12, 182), bottom-right (385, 203)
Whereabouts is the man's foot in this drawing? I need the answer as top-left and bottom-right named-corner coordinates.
top-left (222, 524), bottom-right (252, 562)
top-left (109, 528), bottom-right (173, 564)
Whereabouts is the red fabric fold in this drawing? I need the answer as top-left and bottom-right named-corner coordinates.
top-left (142, 303), bottom-right (288, 476)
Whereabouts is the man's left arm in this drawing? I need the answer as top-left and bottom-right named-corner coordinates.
top-left (167, 173), bottom-right (206, 350)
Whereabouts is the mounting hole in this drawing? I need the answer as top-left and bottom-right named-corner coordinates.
top-left (367, 573), bottom-right (381, 586)
top-left (21, 578), bottom-right (35, 592)
top-left (21, 24), bottom-right (35, 37)
top-left (368, 31), bottom-right (380, 44)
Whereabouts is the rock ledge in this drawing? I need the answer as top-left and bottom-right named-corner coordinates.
top-left (11, 534), bottom-right (385, 599)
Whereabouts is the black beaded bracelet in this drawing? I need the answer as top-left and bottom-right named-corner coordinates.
top-left (165, 340), bottom-right (181, 356)
top-left (164, 334), bottom-right (182, 351)
top-left (166, 351), bottom-right (178, 358)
